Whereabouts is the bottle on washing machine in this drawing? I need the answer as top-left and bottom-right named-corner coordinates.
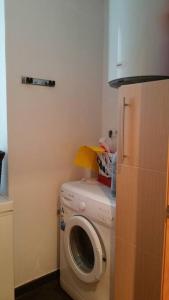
top-left (111, 152), bottom-right (117, 197)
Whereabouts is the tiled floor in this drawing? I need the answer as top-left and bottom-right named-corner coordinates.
top-left (15, 279), bottom-right (72, 300)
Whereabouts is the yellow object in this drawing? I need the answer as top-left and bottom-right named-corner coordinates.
top-left (74, 146), bottom-right (105, 171)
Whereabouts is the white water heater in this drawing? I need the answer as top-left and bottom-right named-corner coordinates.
top-left (108, 0), bottom-right (169, 87)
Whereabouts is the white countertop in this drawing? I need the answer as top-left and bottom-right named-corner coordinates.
top-left (0, 196), bottom-right (13, 213)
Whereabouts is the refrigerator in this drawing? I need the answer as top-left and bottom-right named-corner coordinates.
top-left (114, 79), bottom-right (169, 300)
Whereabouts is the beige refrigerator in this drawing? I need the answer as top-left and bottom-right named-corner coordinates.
top-left (114, 79), bottom-right (169, 300)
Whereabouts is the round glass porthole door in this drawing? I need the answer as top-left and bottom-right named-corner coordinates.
top-left (70, 226), bottom-right (95, 273)
top-left (64, 215), bottom-right (104, 283)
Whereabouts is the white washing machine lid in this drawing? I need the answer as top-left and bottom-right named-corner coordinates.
top-left (64, 215), bottom-right (104, 283)
top-left (61, 179), bottom-right (115, 206)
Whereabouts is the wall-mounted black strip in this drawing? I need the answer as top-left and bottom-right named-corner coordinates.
top-left (15, 270), bottom-right (59, 298)
top-left (22, 76), bottom-right (55, 87)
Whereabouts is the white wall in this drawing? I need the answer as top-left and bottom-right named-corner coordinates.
top-left (5, 0), bottom-right (104, 287)
top-left (102, 0), bottom-right (118, 145)
top-left (0, 0), bottom-right (8, 195)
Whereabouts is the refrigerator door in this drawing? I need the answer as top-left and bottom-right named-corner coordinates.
top-left (162, 148), bottom-right (169, 300)
top-left (118, 80), bottom-right (169, 172)
top-left (115, 164), bottom-right (165, 300)
top-left (162, 218), bottom-right (169, 300)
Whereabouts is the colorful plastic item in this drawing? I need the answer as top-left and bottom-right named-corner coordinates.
top-left (74, 146), bottom-right (104, 172)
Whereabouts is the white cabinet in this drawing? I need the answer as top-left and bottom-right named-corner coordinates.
top-left (0, 201), bottom-right (14, 300)
top-left (115, 80), bottom-right (169, 300)
top-left (108, 0), bottom-right (169, 86)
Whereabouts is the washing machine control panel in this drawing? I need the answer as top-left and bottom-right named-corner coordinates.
top-left (60, 189), bottom-right (115, 228)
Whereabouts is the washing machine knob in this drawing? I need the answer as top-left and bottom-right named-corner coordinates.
top-left (79, 202), bottom-right (86, 211)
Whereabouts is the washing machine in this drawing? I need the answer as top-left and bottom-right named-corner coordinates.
top-left (59, 179), bottom-right (116, 300)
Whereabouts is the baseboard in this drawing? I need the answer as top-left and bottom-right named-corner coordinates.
top-left (15, 270), bottom-right (60, 298)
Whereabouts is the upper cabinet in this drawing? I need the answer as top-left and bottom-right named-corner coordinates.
top-left (117, 80), bottom-right (169, 172)
top-left (108, 0), bottom-right (169, 87)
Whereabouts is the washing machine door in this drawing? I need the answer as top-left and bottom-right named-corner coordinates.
top-left (64, 215), bottom-right (104, 283)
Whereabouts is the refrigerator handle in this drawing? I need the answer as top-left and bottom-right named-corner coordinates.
top-left (166, 206), bottom-right (169, 219)
top-left (121, 97), bottom-right (129, 162)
